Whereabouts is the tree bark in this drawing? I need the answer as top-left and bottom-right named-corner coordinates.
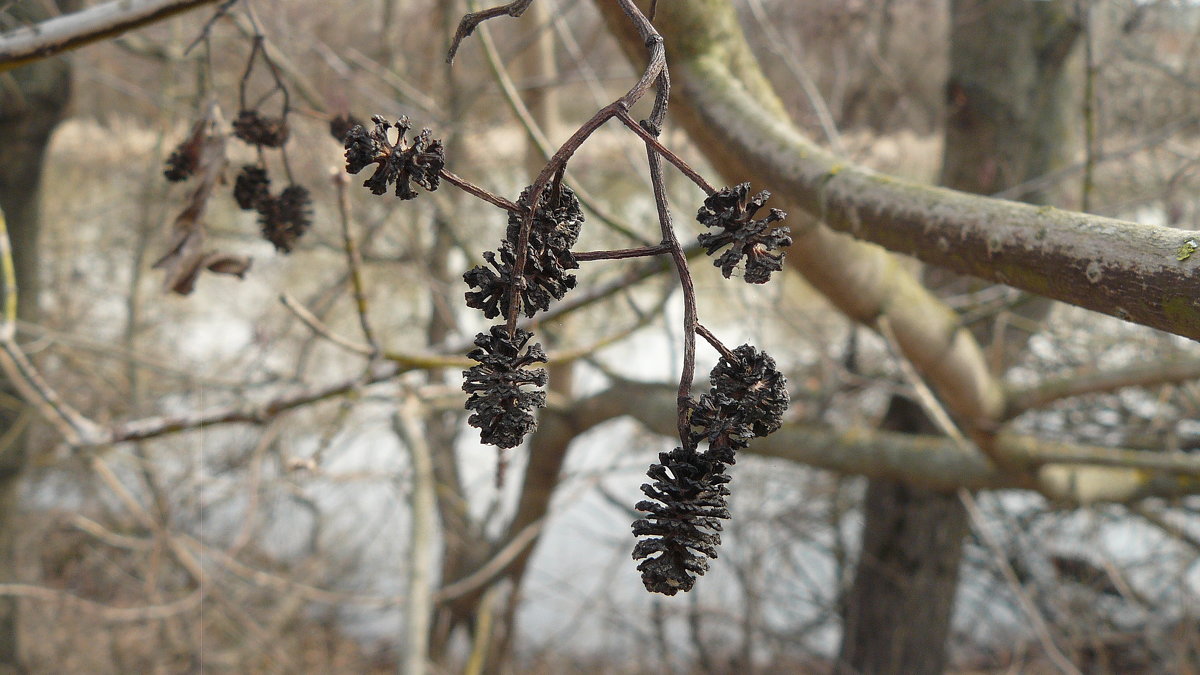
top-left (838, 3), bottom-right (1081, 673)
top-left (0, 3), bottom-right (74, 670)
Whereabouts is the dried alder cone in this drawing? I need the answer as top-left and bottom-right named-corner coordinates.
top-left (257, 185), bottom-right (313, 254)
top-left (632, 445), bottom-right (731, 595)
top-left (329, 114), bottom-right (363, 144)
top-left (230, 165), bottom-right (312, 254)
top-left (697, 183), bottom-right (793, 284)
top-left (334, 78), bottom-right (791, 596)
top-left (461, 183), bottom-right (584, 447)
top-left (163, 143), bottom-right (199, 182)
top-left (704, 345), bottom-right (789, 439)
top-left (344, 115), bottom-right (445, 199)
top-left (233, 165), bottom-right (271, 210)
top-left (163, 116), bottom-right (211, 183)
top-left (156, 108), bottom-right (254, 294)
top-left (338, 113), bottom-right (561, 451)
top-left (632, 346), bottom-right (789, 595)
top-left (232, 109), bottom-right (290, 148)
top-left (228, 109), bottom-right (313, 252)
top-left (462, 326), bottom-right (549, 449)
top-left (465, 184), bottom-right (583, 319)
top-left (164, 105), bottom-right (315, 261)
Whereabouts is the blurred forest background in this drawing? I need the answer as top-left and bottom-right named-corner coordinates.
top-left (1, 0), bottom-right (1200, 672)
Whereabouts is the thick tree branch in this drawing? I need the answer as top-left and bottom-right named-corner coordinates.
top-left (1005, 355), bottom-right (1200, 418)
top-left (595, 1), bottom-right (1200, 343)
top-left (0, 0), bottom-right (223, 72)
top-left (597, 380), bottom-right (1200, 504)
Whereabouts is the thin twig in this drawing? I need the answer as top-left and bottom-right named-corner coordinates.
top-left (333, 170), bottom-right (380, 354)
top-left (1079, 0), bottom-right (1096, 212)
top-left (193, 534), bottom-right (404, 606)
top-left (744, 0), bottom-right (846, 155)
top-left (0, 584), bottom-right (202, 623)
top-left (695, 323), bottom-right (736, 361)
top-left (520, 242), bottom-right (700, 326)
top-left (499, 0), bottom-right (668, 339)
top-left (472, 7), bottom-right (651, 243)
top-left (446, 0), bottom-right (536, 63)
top-left (1005, 355), bottom-right (1200, 419)
top-left (1130, 504), bottom-right (1200, 554)
top-left (17, 230), bottom-right (690, 451)
top-left (959, 491), bottom-right (1082, 675)
top-left (499, 0), bottom-right (666, 335)
top-left (573, 244), bottom-right (671, 261)
top-left (433, 519), bottom-right (545, 602)
top-left (89, 455), bottom-right (296, 668)
top-left (240, 7), bottom-right (289, 115)
top-left (279, 293), bottom-right (373, 357)
top-left (439, 169), bottom-right (519, 212)
top-left (642, 121), bottom-right (699, 445)
top-left (616, 109), bottom-right (715, 195)
top-left (183, 0), bottom-right (237, 55)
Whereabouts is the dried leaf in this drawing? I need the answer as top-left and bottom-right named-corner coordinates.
top-left (155, 102), bottom-right (241, 295)
top-left (203, 253), bottom-right (252, 278)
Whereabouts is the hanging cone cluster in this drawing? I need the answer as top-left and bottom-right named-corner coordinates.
top-left (632, 345), bottom-right (788, 594)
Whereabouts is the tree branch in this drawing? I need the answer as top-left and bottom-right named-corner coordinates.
top-left (0, 0), bottom-right (223, 73)
top-left (0, 584), bottom-right (202, 623)
top-left (596, 0), bottom-right (1200, 342)
top-left (594, 380), bottom-right (1200, 503)
top-left (1005, 355), bottom-right (1200, 418)
top-left (394, 397), bottom-right (436, 675)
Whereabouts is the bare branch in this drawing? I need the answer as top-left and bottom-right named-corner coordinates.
top-left (1006, 355), bottom-right (1200, 418)
top-left (0, 584), bottom-right (202, 623)
top-left (279, 293), bottom-right (374, 357)
top-left (88, 456), bottom-right (296, 667)
top-left (0, 206), bottom-right (105, 445)
top-left (102, 364), bottom-right (401, 445)
top-left (604, 0), bottom-right (1200, 342)
top-left (85, 297), bottom-right (657, 446)
top-left (0, 0), bottom-right (223, 73)
top-left (595, 380), bottom-right (1200, 502)
top-left (446, 0), bottom-right (535, 63)
top-left (193, 535), bottom-right (403, 606)
top-left (593, 0), bottom-right (1009, 433)
top-left (432, 519), bottom-right (544, 603)
top-left (958, 491), bottom-right (1081, 675)
top-left (471, 8), bottom-right (651, 243)
top-left (395, 397), bottom-right (436, 674)
top-left (332, 171), bottom-right (379, 355)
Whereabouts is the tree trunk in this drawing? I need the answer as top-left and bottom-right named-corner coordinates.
top-left (837, 2), bottom-right (1080, 673)
top-left (0, 3), bottom-right (74, 670)
top-left (837, 399), bottom-right (970, 675)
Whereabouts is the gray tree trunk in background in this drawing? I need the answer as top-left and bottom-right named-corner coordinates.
top-left (836, 2), bottom-right (1080, 673)
top-left (0, 3), bottom-right (74, 670)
